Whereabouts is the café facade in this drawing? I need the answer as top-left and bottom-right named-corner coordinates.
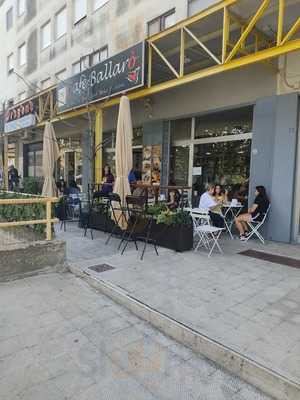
top-left (1, 0), bottom-right (300, 244)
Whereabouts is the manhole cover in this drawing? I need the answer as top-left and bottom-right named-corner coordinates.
top-left (88, 264), bottom-right (115, 273)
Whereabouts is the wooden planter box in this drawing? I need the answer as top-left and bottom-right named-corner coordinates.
top-left (79, 211), bottom-right (122, 235)
top-left (79, 211), bottom-right (193, 252)
top-left (150, 221), bottom-right (193, 252)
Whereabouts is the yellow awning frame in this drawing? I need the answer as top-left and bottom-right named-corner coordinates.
top-left (31, 0), bottom-right (300, 127)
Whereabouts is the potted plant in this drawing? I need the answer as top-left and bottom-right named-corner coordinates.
top-left (147, 204), bottom-right (193, 252)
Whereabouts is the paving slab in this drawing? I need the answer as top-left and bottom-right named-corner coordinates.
top-left (57, 223), bottom-right (300, 396)
top-left (0, 272), bottom-right (270, 400)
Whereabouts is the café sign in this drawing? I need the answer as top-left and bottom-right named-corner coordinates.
top-left (4, 100), bottom-right (36, 134)
top-left (57, 42), bottom-right (145, 113)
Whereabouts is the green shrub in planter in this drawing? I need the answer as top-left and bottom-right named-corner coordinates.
top-left (23, 177), bottom-right (43, 195)
top-left (156, 209), bottom-right (191, 226)
top-left (147, 202), bottom-right (168, 216)
top-left (0, 192), bottom-right (46, 236)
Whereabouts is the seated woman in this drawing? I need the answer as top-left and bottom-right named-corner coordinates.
top-left (167, 189), bottom-right (181, 210)
top-left (101, 165), bottom-right (115, 195)
top-left (214, 184), bottom-right (230, 204)
top-left (235, 185), bottom-right (270, 241)
top-left (199, 184), bottom-right (224, 228)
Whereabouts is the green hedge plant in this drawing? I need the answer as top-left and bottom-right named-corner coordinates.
top-left (0, 192), bottom-right (46, 236)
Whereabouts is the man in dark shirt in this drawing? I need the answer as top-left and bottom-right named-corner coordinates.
top-left (8, 165), bottom-right (19, 191)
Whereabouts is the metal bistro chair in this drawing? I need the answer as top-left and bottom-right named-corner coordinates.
top-left (245, 204), bottom-right (271, 244)
top-left (67, 193), bottom-right (81, 221)
top-left (56, 196), bottom-right (68, 232)
top-left (191, 209), bottom-right (223, 257)
top-left (83, 191), bottom-right (110, 239)
top-left (190, 209), bottom-right (210, 251)
top-left (105, 193), bottom-right (128, 245)
top-left (119, 195), bottom-right (159, 260)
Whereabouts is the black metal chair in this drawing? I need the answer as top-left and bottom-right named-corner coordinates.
top-left (105, 193), bottom-right (127, 245)
top-left (55, 196), bottom-right (68, 232)
top-left (83, 191), bottom-right (110, 239)
top-left (80, 200), bottom-right (93, 239)
top-left (119, 195), bottom-right (159, 260)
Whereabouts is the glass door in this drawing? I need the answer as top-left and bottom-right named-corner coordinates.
top-left (191, 106), bottom-right (253, 206)
top-left (65, 151), bottom-right (75, 184)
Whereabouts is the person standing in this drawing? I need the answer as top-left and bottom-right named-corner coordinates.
top-left (8, 165), bottom-right (19, 191)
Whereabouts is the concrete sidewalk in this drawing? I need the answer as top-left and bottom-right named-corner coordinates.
top-left (0, 273), bottom-right (271, 400)
top-left (57, 224), bottom-right (300, 396)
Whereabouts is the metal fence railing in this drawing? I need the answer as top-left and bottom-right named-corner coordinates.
top-left (0, 195), bottom-right (58, 241)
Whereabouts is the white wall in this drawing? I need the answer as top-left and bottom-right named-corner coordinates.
top-left (103, 63), bottom-right (278, 131)
top-left (277, 51), bottom-right (300, 95)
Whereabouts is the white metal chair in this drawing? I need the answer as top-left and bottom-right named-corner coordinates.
top-left (245, 205), bottom-right (271, 244)
top-left (190, 208), bottom-right (224, 257)
top-left (196, 225), bottom-right (224, 257)
top-left (67, 193), bottom-right (81, 220)
top-left (190, 210), bottom-right (210, 251)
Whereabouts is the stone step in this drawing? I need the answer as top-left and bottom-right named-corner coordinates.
top-left (69, 262), bottom-right (300, 400)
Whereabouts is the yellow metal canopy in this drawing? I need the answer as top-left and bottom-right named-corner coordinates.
top-left (33, 0), bottom-right (300, 125)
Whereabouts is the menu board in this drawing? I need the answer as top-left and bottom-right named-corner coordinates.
top-left (142, 145), bottom-right (161, 184)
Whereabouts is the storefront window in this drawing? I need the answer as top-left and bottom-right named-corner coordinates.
top-left (193, 139), bottom-right (251, 194)
top-left (169, 119), bottom-right (191, 186)
top-left (169, 146), bottom-right (189, 186)
top-left (195, 107), bottom-right (253, 139)
top-left (24, 142), bottom-right (43, 178)
top-left (170, 119), bottom-right (191, 142)
top-left (103, 127), bottom-right (143, 177)
top-left (56, 137), bottom-right (82, 185)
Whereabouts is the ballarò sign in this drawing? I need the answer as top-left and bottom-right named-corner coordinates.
top-left (57, 42), bottom-right (145, 113)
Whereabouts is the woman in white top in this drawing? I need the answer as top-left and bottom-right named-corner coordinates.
top-left (199, 184), bottom-right (224, 228)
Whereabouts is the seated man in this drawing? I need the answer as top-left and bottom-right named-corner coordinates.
top-left (235, 185), bottom-right (270, 241)
top-left (199, 184), bottom-right (224, 228)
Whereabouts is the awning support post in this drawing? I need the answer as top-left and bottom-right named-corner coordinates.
top-left (95, 109), bottom-right (103, 185)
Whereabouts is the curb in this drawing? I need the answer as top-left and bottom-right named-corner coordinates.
top-left (69, 263), bottom-right (300, 400)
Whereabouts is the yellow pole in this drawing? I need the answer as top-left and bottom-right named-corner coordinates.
top-left (222, 7), bottom-right (230, 63)
top-left (46, 200), bottom-right (52, 241)
top-left (95, 108), bottom-right (103, 185)
top-left (277, 0), bottom-right (285, 45)
top-left (180, 28), bottom-right (185, 77)
top-left (3, 135), bottom-right (8, 191)
top-left (148, 43), bottom-right (152, 88)
top-left (226, 0), bottom-right (270, 63)
top-left (281, 17), bottom-right (300, 45)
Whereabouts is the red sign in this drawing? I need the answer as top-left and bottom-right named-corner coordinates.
top-left (5, 100), bottom-right (35, 123)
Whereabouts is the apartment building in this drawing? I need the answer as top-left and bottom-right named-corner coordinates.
top-left (0, 0), bottom-right (217, 105)
top-left (1, 0), bottom-right (300, 243)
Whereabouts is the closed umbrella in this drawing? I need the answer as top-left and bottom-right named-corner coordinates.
top-left (42, 121), bottom-right (60, 197)
top-left (114, 96), bottom-right (133, 227)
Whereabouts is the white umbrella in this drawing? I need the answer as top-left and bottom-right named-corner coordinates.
top-left (114, 96), bottom-right (133, 226)
top-left (42, 121), bottom-right (59, 197)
